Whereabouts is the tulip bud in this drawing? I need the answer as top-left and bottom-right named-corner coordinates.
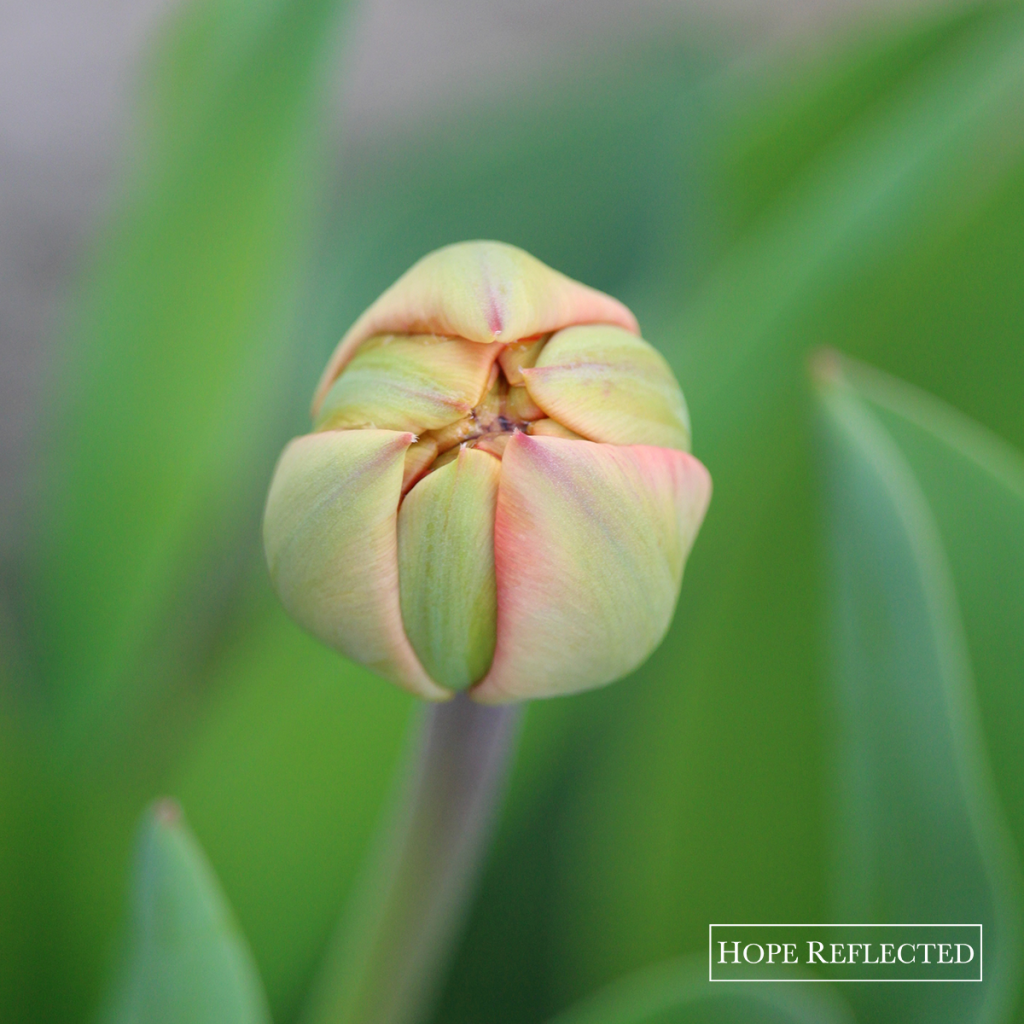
top-left (263, 241), bottom-right (711, 702)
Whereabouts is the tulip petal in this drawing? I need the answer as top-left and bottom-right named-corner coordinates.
top-left (522, 325), bottom-right (691, 450)
top-left (312, 242), bottom-right (638, 415)
top-left (314, 334), bottom-right (500, 434)
top-left (473, 434), bottom-right (711, 703)
top-left (498, 336), bottom-right (548, 386)
top-left (505, 384), bottom-right (544, 423)
top-left (527, 418), bottom-right (584, 440)
top-left (398, 448), bottom-right (501, 691)
top-left (263, 430), bottom-right (448, 700)
top-left (401, 437), bottom-right (439, 494)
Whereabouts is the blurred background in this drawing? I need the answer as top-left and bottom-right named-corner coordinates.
top-left (2, 0), bottom-right (1023, 1022)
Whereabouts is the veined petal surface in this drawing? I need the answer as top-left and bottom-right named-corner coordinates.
top-left (312, 241), bottom-right (638, 414)
top-left (528, 418), bottom-right (585, 440)
top-left (263, 430), bottom-right (448, 700)
top-left (498, 336), bottom-right (548, 385)
top-left (522, 325), bottom-right (691, 450)
top-left (473, 435), bottom-right (711, 703)
top-left (398, 448), bottom-right (501, 691)
top-left (314, 334), bottom-right (500, 433)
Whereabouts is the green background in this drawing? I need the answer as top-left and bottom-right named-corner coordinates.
top-left (1, 2), bottom-right (1023, 1022)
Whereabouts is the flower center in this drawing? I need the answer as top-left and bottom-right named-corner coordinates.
top-left (428, 366), bottom-right (541, 461)
top-left (401, 356), bottom-right (556, 494)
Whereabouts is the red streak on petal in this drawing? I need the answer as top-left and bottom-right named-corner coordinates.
top-left (486, 288), bottom-right (504, 337)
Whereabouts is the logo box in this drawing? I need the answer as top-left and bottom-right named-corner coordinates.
top-left (709, 924), bottom-right (982, 982)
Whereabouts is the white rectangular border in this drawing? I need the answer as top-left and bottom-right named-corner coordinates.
top-left (708, 923), bottom-right (983, 982)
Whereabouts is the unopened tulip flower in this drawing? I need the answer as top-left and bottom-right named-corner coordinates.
top-left (264, 242), bottom-right (711, 703)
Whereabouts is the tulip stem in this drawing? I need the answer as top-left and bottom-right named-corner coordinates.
top-left (303, 694), bottom-right (523, 1024)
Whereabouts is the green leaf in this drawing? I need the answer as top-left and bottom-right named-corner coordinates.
top-left (0, 713), bottom-right (25, 1020)
top-left (102, 800), bottom-right (270, 1024)
top-left (715, 4), bottom-right (999, 236)
top-left (815, 356), bottom-right (1023, 1024)
top-left (547, 959), bottom-right (854, 1024)
top-left (29, 0), bottom-right (351, 743)
top-left (168, 583), bottom-right (413, 1020)
top-left (670, 2), bottom-right (1024, 461)
top-left (826, 357), bottom-right (1024, 865)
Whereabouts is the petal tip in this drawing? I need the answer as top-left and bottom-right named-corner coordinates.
top-left (311, 242), bottom-right (639, 416)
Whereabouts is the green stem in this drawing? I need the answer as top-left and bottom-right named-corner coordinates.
top-left (303, 694), bottom-right (523, 1024)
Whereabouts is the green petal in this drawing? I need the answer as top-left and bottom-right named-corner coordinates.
top-left (263, 429), bottom-right (448, 700)
top-left (522, 325), bottom-right (691, 450)
top-left (397, 448), bottom-right (501, 690)
top-left (314, 334), bottom-right (500, 434)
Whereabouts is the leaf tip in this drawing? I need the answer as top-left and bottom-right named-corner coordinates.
top-left (809, 346), bottom-right (845, 389)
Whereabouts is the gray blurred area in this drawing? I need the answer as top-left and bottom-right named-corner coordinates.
top-left (0, 0), bottom-right (174, 552)
top-left (0, 0), bottom-right (962, 552)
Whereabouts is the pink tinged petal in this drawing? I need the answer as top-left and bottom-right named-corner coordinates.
top-left (263, 429), bottom-right (450, 701)
top-left (397, 448), bottom-right (501, 691)
top-left (314, 334), bottom-right (501, 434)
top-left (472, 434), bottom-right (711, 704)
top-left (312, 241), bottom-right (638, 415)
top-left (522, 325), bottom-right (691, 451)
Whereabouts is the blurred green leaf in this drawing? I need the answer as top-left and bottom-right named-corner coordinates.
top-left (168, 582), bottom-right (413, 1021)
top-left (838, 358), bottom-right (1024, 869)
top-left (29, 0), bottom-right (351, 744)
top-left (716, 4), bottom-right (997, 236)
top-left (546, 959), bottom-right (854, 1024)
top-left (0, 714), bottom-right (24, 1019)
top-left (669, 1), bottom-right (1024, 461)
top-left (815, 357), bottom-right (1023, 1024)
top-left (102, 801), bottom-right (271, 1024)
